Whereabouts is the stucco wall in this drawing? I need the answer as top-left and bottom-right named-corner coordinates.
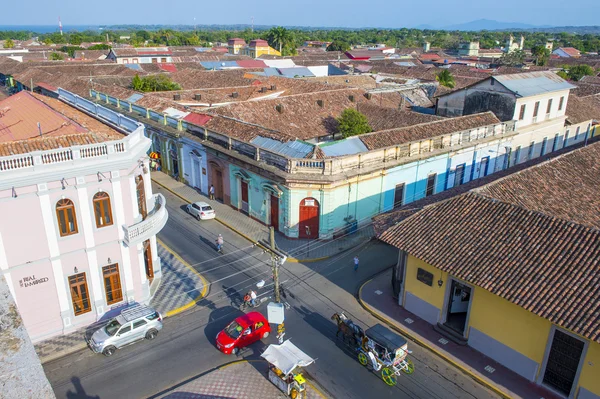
top-left (578, 341), bottom-right (600, 398)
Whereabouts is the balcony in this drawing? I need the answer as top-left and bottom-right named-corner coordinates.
top-left (123, 193), bottom-right (168, 246)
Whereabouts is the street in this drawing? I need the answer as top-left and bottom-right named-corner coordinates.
top-left (43, 186), bottom-right (500, 399)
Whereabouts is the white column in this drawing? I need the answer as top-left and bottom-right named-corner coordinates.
top-left (0, 232), bottom-right (17, 304)
top-left (112, 176), bottom-right (135, 299)
top-left (77, 185), bottom-right (103, 312)
top-left (39, 194), bottom-right (70, 314)
top-left (129, 174), bottom-right (140, 220)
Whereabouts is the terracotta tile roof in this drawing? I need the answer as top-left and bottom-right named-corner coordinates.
top-left (360, 112), bottom-right (500, 150)
top-left (571, 82), bottom-right (600, 98)
top-left (565, 95), bottom-right (600, 125)
top-left (557, 47), bottom-right (581, 57)
top-left (0, 91), bottom-right (86, 142)
top-left (0, 132), bottom-right (121, 157)
top-left (356, 102), bottom-right (441, 131)
top-left (208, 88), bottom-right (367, 139)
top-left (378, 141), bottom-right (600, 343)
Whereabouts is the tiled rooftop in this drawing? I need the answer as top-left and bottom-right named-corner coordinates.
top-left (378, 141), bottom-right (600, 343)
top-left (360, 111), bottom-right (500, 150)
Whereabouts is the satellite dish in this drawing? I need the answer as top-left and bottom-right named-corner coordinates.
top-left (256, 280), bottom-right (265, 289)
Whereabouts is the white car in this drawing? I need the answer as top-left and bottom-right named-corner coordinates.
top-left (186, 201), bottom-right (216, 220)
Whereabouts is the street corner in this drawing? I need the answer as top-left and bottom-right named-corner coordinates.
top-left (152, 240), bottom-right (209, 318)
top-left (155, 360), bottom-right (328, 399)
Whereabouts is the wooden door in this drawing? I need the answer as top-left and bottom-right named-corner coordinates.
top-left (136, 175), bottom-right (147, 219)
top-left (299, 198), bottom-right (319, 239)
top-left (241, 181), bottom-right (249, 214)
top-left (144, 240), bottom-right (154, 281)
top-left (270, 195), bottom-right (279, 231)
top-left (215, 169), bottom-right (224, 201)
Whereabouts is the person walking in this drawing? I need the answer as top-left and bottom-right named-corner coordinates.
top-left (216, 234), bottom-right (224, 253)
top-left (354, 255), bottom-right (359, 271)
top-left (209, 185), bottom-right (215, 200)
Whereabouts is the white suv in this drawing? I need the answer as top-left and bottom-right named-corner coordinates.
top-left (87, 305), bottom-right (163, 357)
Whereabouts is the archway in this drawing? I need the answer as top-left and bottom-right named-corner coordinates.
top-left (168, 141), bottom-right (179, 178)
top-left (299, 197), bottom-right (319, 239)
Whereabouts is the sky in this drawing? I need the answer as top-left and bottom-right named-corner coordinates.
top-left (2, 0), bottom-right (599, 29)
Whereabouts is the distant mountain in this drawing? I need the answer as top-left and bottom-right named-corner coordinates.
top-left (441, 19), bottom-right (545, 31)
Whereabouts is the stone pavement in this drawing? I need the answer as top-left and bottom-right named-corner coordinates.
top-left (34, 242), bottom-right (205, 364)
top-left (151, 171), bottom-right (374, 262)
top-left (359, 269), bottom-right (561, 399)
top-left (154, 360), bottom-right (327, 399)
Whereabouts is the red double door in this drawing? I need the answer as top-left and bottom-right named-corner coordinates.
top-left (299, 198), bottom-right (319, 239)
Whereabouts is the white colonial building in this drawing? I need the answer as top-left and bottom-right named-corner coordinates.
top-left (0, 89), bottom-right (167, 342)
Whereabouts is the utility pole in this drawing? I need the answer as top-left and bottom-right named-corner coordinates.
top-left (260, 227), bottom-right (287, 343)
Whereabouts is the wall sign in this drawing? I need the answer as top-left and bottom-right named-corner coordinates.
top-left (304, 199), bottom-right (315, 206)
top-left (19, 275), bottom-right (49, 288)
top-left (416, 268), bottom-right (433, 287)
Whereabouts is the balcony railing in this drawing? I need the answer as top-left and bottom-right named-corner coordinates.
top-left (123, 193), bottom-right (169, 246)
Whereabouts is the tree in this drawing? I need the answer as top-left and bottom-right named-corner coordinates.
top-left (327, 40), bottom-right (351, 52)
top-left (131, 74), bottom-right (181, 92)
top-left (557, 70), bottom-right (569, 80)
top-left (568, 64), bottom-right (595, 81)
top-left (4, 39), bottom-right (14, 49)
top-left (532, 45), bottom-right (550, 66)
top-left (267, 26), bottom-right (290, 54)
top-left (336, 108), bottom-right (372, 138)
top-left (87, 43), bottom-right (111, 50)
top-left (436, 69), bottom-right (456, 89)
top-left (50, 52), bottom-right (64, 60)
top-left (498, 49), bottom-right (525, 66)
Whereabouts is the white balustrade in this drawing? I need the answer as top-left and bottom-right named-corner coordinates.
top-left (122, 193), bottom-right (169, 246)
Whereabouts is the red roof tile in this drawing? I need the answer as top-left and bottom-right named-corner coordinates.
top-left (184, 113), bottom-right (213, 126)
top-left (158, 63), bottom-right (177, 73)
top-left (236, 60), bottom-right (268, 68)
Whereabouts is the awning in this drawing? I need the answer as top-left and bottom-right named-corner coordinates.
top-left (261, 340), bottom-right (315, 376)
top-left (149, 152), bottom-right (160, 159)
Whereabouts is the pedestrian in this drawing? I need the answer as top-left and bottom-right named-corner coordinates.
top-left (216, 233), bottom-right (224, 253)
top-left (354, 255), bottom-right (359, 271)
top-left (209, 184), bottom-right (215, 200)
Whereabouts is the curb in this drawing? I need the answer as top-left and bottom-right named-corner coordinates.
top-left (357, 279), bottom-right (513, 399)
top-left (151, 177), bottom-right (332, 263)
top-left (157, 238), bottom-right (209, 318)
top-left (37, 342), bottom-right (88, 365)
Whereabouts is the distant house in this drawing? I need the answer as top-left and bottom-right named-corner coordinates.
top-left (552, 47), bottom-right (581, 58)
top-left (303, 41), bottom-right (331, 49)
top-left (227, 38), bottom-right (247, 55)
top-left (228, 38), bottom-right (280, 58)
top-left (106, 47), bottom-right (173, 64)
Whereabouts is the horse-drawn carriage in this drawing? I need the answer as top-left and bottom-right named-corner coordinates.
top-left (332, 312), bottom-right (415, 386)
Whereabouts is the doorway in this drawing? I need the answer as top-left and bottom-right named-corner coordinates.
top-left (192, 158), bottom-right (201, 189)
top-left (169, 142), bottom-right (179, 178)
top-left (143, 240), bottom-right (154, 282)
top-left (542, 329), bottom-right (585, 396)
top-left (444, 280), bottom-right (472, 335)
top-left (270, 195), bottom-right (279, 231)
top-left (299, 197), bottom-right (319, 239)
top-left (210, 163), bottom-right (224, 201)
top-left (240, 180), bottom-right (249, 214)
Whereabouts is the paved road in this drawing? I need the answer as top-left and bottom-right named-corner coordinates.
top-left (44, 186), bottom-right (499, 399)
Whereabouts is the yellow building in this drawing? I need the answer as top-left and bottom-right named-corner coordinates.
top-left (379, 141), bottom-right (600, 399)
top-left (228, 38), bottom-right (280, 58)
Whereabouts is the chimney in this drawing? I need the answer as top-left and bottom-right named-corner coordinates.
top-left (317, 99), bottom-right (324, 107)
top-left (232, 92), bottom-right (239, 98)
top-left (276, 104), bottom-right (284, 113)
top-left (37, 122), bottom-right (42, 137)
top-left (270, 85), bottom-right (277, 91)
top-left (173, 94), bottom-right (181, 101)
top-left (194, 93), bottom-right (202, 101)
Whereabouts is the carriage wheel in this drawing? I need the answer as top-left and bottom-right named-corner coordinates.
top-left (381, 367), bottom-right (397, 386)
top-left (357, 352), bottom-right (368, 366)
top-left (402, 359), bottom-right (415, 374)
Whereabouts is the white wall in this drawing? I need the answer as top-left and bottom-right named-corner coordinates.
top-left (513, 90), bottom-right (570, 129)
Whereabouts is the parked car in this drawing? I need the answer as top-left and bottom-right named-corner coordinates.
top-left (86, 305), bottom-right (163, 357)
top-left (215, 312), bottom-right (271, 355)
top-left (186, 201), bottom-right (216, 220)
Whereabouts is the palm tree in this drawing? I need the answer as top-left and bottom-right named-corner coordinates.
top-left (436, 69), bottom-right (456, 89)
top-left (268, 26), bottom-right (290, 54)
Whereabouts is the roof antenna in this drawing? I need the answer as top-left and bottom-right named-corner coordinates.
top-left (37, 122), bottom-right (42, 137)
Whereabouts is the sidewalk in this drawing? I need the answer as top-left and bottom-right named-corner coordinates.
top-left (359, 269), bottom-right (561, 399)
top-left (35, 242), bottom-right (206, 364)
top-left (151, 171), bottom-right (373, 262)
top-left (152, 360), bottom-right (328, 399)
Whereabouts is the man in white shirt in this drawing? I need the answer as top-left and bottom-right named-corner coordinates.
top-left (250, 290), bottom-right (257, 307)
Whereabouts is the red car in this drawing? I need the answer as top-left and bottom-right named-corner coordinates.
top-left (216, 312), bottom-right (271, 355)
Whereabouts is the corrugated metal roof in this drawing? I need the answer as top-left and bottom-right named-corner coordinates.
top-left (126, 93), bottom-right (144, 103)
top-left (262, 59), bottom-right (296, 68)
top-left (251, 136), bottom-right (313, 158)
top-left (261, 67), bottom-right (280, 77)
top-left (494, 71), bottom-right (576, 97)
top-left (200, 61), bottom-right (241, 70)
top-left (163, 107), bottom-right (190, 119)
top-left (278, 67), bottom-right (315, 78)
top-left (320, 137), bottom-right (368, 156)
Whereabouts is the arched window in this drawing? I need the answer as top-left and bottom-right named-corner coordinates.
top-left (93, 192), bottom-right (113, 228)
top-left (56, 199), bottom-right (78, 237)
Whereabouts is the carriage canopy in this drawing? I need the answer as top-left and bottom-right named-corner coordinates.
top-left (261, 340), bottom-right (315, 376)
top-left (365, 324), bottom-right (408, 353)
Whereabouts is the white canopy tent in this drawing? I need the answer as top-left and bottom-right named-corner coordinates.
top-left (261, 340), bottom-right (315, 375)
